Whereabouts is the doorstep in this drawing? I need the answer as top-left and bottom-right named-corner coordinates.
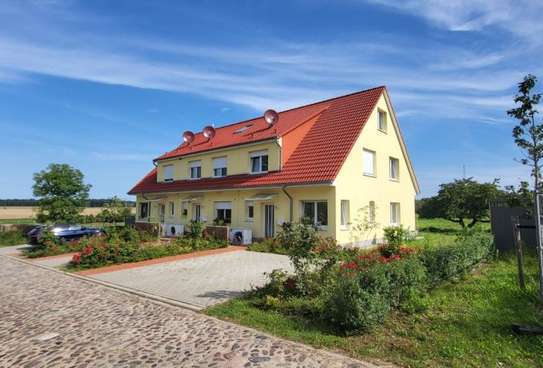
top-left (75, 245), bottom-right (246, 276)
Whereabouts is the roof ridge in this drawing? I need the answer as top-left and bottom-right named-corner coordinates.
top-left (213, 85), bottom-right (387, 130)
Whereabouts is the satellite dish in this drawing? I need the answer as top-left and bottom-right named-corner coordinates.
top-left (203, 125), bottom-right (216, 140)
top-left (183, 131), bottom-right (195, 144)
top-left (264, 109), bottom-right (279, 126)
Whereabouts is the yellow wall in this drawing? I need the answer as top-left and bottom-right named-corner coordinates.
top-left (333, 93), bottom-right (417, 246)
top-left (155, 140), bottom-right (281, 182)
top-left (136, 186), bottom-right (335, 239)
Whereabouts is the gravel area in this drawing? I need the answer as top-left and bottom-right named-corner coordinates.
top-left (0, 256), bottom-right (390, 368)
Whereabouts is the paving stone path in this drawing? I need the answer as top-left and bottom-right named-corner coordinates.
top-left (0, 256), bottom-right (391, 368)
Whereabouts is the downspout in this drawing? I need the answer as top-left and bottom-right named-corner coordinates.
top-left (282, 185), bottom-right (293, 223)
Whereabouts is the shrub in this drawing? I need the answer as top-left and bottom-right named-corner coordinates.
top-left (0, 230), bottom-right (27, 246)
top-left (324, 275), bottom-right (390, 335)
top-left (189, 220), bottom-right (204, 239)
top-left (419, 231), bottom-right (493, 287)
top-left (381, 225), bottom-right (408, 257)
top-left (247, 238), bottom-right (288, 255)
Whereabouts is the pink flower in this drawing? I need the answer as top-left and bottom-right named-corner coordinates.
top-left (72, 253), bottom-right (81, 264)
top-left (82, 245), bottom-right (94, 256)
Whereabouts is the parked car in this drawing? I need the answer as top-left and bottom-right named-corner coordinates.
top-left (27, 224), bottom-right (104, 244)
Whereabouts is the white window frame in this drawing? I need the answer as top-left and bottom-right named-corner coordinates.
top-left (301, 200), bottom-right (328, 229)
top-left (246, 200), bottom-right (255, 222)
top-left (390, 202), bottom-right (400, 225)
top-left (250, 150), bottom-right (269, 174)
top-left (340, 200), bottom-right (350, 230)
top-left (163, 164), bottom-right (174, 182)
top-left (213, 157), bottom-right (228, 177)
top-left (189, 160), bottom-right (202, 179)
top-left (214, 201), bottom-right (232, 224)
top-left (168, 201), bottom-right (174, 216)
top-left (139, 202), bottom-right (149, 219)
top-left (363, 149), bottom-right (376, 177)
top-left (181, 201), bottom-right (188, 217)
top-left (369, 201), bottom-right (376, 224)
top-left (389, 157), bottom-right (400, 181)
top-left (192, 204), bottom-right (201, 222)
top-left (378, 109), bottom-right (387, 132)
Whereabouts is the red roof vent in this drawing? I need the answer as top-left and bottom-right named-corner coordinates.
top-left (264, 109), bottom-right (279, 126)
top-left (203, 125), bottom-right (216, 140)
top-left (183, 131), bottom-right (195, 145)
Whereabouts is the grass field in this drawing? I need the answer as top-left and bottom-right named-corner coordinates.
top-left (206, 218), bottom-right (543, 368)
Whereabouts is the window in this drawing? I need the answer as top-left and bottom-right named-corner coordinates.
top-left (214, 201), bottom-right (232, 224)
top-left (169, 201), bottom-right (174, 216)
top-left (340, 200), bottom-right (350, 229)
top-left (378, 109), bottom-right (387, 132)
top-left (369, 201), bottom-right (376, 223)
top-left (390, 202), bottom-right (400, 225)
top-left (389, 157), bottom-right (399, 180)
top-left (164, 165), bottom-right (174, 181)
top-left (139, 202), bottom-right (149, 219)
top-left (302, 201), bottom-right (328, 227)
top-left (213, 157), bottom-right (227, 177)
top-left (181, 201), bottom-right (188, 217)
top-left (189, 160), bottom-right (202, 179)
top-left (250, 151), bottom-right (269, 173)
top-left (363, 149), bottom-right (376, 176)
top-left (246, 201), bottom-right (255, 221)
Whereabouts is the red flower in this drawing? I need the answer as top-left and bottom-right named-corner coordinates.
top-left (82, 245), bottom-right (94, 256)
top-left (284, 277), bottom-right (297, 290)
top-left (72, 253), bottom-right (81, 264)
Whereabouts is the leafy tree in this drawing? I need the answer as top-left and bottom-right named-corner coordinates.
top-left (508, 74), bottom-right (542, 192)
top-left (419, 178), bottom-right (500, 228)
top-left (33, 163), bottom-right (91, 223)
top-left (502, 181), bottom-right (534, 208)
top-left (96, 196), bottom-right (132, 223)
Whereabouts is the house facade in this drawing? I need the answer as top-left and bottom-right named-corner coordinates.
top-left (128, 86), bottom-right (419, 246)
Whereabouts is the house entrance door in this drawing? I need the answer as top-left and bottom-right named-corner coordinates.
top-left (264, 204), bottom-right (275, 238)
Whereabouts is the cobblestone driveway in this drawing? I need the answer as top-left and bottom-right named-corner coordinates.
top-left (0, 256), bottom-right (389, 368)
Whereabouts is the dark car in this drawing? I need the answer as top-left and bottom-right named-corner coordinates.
top-left (27, 224), bottom-right (104, 244)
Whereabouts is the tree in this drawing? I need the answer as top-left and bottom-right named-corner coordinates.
top-left (419, 178), bottom-right (500, 228)
top-left (33, 163), bottom-right (91, 223)
top-left (97, 196), bottom-right (132, 223)
top-left (508, 74), bottom-right (543, 301)
top-left (502, 181), bottom-right (534, 208)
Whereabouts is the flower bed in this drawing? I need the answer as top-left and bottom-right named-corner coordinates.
top-left (68, 226), bottom-right (227, 270)
top-left (242, 223), bottom-right (494, 335)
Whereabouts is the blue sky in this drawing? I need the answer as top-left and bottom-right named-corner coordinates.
top-left (1, 0), bottom-right (542, 199)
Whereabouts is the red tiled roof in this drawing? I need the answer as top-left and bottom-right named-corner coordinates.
top-left (129, 86), bottom-right (385, 195)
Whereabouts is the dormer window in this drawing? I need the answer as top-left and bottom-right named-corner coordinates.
top-left (164, 164), bottom-right (174, 182)
top-left (213, 157), bottom-right (227, 177)
top-left (189, 160), bottom-right (202, 179)
top-left (250, 150), bottom-right (268, 174)
top-left (378, 109), bottom-right (387, 132)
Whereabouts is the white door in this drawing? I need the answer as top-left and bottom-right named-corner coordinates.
top-left (192, 204), bottom-right (201, 221)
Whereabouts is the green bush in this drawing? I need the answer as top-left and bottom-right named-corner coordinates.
top-left (0, 230), bottom-right (27, 246)
top-left (324, 275), bottom-right (390, 335)
top-left (419, 231), bottom-right (494, 287)
top-left (189, 220), bottom-right (204, 239)
top-left (248, 238), bottom-right (288, 255)
top-left (381, 225), bottom-right (408, 257)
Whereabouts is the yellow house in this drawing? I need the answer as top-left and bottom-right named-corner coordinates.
top-left (128, 86), bottom-right (419, 246)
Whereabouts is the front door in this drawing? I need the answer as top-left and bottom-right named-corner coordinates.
top-left (159, 204), bottom-right (165, 223)
top-left (192, 204), bottom-right (201, 222)
top-left (264, 204), bottom-right (275, 238)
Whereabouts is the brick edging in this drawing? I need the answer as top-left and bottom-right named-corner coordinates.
top-left (75, 245), bottom-right (246, 276)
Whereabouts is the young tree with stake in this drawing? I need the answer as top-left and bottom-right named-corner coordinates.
top-left (508, 74), bottom-right (543, 301)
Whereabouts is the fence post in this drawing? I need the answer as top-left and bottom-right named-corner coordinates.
top-left (511, 216), bottom-right (526, 290)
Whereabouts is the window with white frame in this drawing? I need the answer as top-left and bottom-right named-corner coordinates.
top-left (181, 201), bottom-right (188, 217)
top-left (340, 200), bottom-right (350, 229)
top-left (302, 201), bottom-right (328, 227)
top-left (363, 149), bottom-right (376, 176)
top-left (213, 157), bottom-right (227, 177)
top-left (192, 204), bottom-right (201, 221)
top-left (378, 109), bottom-right (387, 132)
top-left (169, 201), bottom-right (174, 216)
top-left (250, 150), bottom-right (269, 173)
top-left (390, 202), bottom-right (400, 225)
top-left (164, 164), bottom-right (174, 181)
top-left (369, 201), bottom-right (376, 223)
top-left (139, 202), bottom-right (149, 219)
top-left (189, 160), bottom-right (202, 179)
top-left (214, 201), bottom-right (232, 224)
top-left (246, 201), bottom-right (255, 221)
top-left (389, 157), bottom-right (399, 180)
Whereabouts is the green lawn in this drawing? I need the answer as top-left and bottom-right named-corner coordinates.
top-left (0, 230), bottom-right (27, 247)
top-left (409, 217), bottom-right (491, 248)
top-left (206, 218), bottom-right (543, 368)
